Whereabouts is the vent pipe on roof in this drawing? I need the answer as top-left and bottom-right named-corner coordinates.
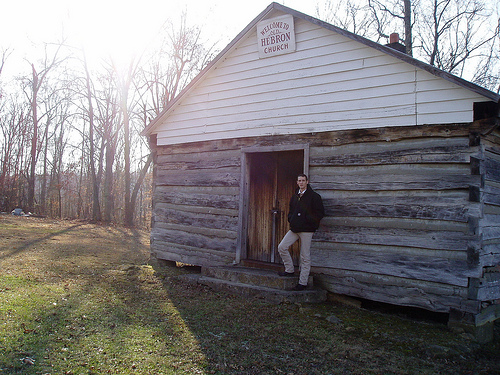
top-left (386, 33), bottom-right (406, 53)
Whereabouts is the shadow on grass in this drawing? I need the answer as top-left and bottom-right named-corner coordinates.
top-left (0, 223), bottom-right (83, 260)
top-left (4, 260), bottom-right (349, 374)
top-left (4, 260), bottom-right (500, 375)
top-left (150, 261), bottom-right (500, 375)
top-left (2, 218), bottom-right (499, 375)
top-left (1, 264), bottom-right (199, 374)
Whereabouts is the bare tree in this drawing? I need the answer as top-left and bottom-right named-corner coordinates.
top-left (114, 59), bottom-right (139, 227)
top-left (0, 48), bottom-right (12, 80)
top-left (23, 43), bottom-right (66, 213)
top-left (316, 0), bottom-right (377, 37)
top-left (0, 95), bottom-right (30, 211)
top-left (0, 13), bottom-right (216, 227)
top-left (139, 16), bottom-right (217, 120)
top-left (367, 0), bottom-right (413, 55)
top-left (38, 80), bottom-right (71, 215)
top-left (320, 0), bottom-right (499, 91)
top-left (417, 0), bottom-right (499, 78)
top-left (471, 16), bottom-right (500, 93)
top-left (121, 16), bottom-right (216, 227)
top-left (96, 67), bottom-right (121, 223)
top-left (46, 106), bottom-right (71, 218)
top-left (82, 52), bottom-right (103, 222)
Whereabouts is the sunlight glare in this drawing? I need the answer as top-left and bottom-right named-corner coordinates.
top-left (0, 0), bottom-right (321, 76)
top-left (66, 0), bottom-right (163, 68)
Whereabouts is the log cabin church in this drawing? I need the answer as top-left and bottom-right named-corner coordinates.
top-left (142, 3), bottom-right (500, 338)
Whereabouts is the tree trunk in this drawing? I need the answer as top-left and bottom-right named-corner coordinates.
top-left (123, 92), bottom-right (132, 227)
top-left (103, 140), bottom-right (115, 223)
top-left (119, 61), bottom-right (136, 227)
top-left (429, 0), bottom-right (440, 66)
top-left (40, 124), bottom-right (49, 215)
top-left (127, 153), bottom-right (153, 227)
top-left (404, 0), bottom-right (412, 56)
top-left (83, 56), bottom-right (101, 222)
top-left (27, 64), bottom-right (38, 213)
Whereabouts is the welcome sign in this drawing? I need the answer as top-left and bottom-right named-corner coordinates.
top-left (257, 14), bottom-right (296, 58)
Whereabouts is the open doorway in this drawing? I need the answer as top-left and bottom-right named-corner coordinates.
top-left (244, 149), bottom-right (304, 267)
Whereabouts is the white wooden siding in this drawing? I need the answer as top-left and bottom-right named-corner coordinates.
top-left (155, 16), bottom-right (490, 146)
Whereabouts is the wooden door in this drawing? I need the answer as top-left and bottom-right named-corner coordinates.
top-left (246, 150), bottom-right (303, 265)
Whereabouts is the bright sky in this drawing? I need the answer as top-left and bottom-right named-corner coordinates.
top-left (0, 0), bottom-right (324, 76)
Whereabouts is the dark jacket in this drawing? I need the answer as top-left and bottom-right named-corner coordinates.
top-left (288, 185), bottom-right (325, 233)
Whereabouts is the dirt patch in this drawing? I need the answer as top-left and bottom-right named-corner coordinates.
top-left (0, 215), bottom-right (499, 374)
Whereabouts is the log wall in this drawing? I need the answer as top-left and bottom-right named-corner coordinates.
top-left (480, 126), bottom-right (500, 266)
top-left (467, 121), bottom-right (500, 308)
top-left (151, 146), bottom-right (241, 266)
top-left (150, 121), bottom-right (499, 314)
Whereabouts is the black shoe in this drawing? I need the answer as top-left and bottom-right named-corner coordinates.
top-left (292, 284), bottom-right (307, 291)
top-left (278, 271), bottom-right (295, 277)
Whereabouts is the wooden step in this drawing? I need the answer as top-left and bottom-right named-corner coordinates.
top-left (202, 265), bottom-right (313, 289)
top-left (197, 266), bottom-right (326, 304)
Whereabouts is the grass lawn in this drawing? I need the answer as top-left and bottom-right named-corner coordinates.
top-left (0, 215), bottom-right (499, 374)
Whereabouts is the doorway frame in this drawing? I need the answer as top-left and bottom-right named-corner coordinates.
top-left (235, 144), bottom-right (310, 264)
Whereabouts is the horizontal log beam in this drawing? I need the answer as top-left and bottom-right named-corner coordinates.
top-left (314, 225), bottom-right (474, 251)
top-left (312, 169), bottom-right (480, 191)
top-left (151, 227), bottom-right (237, 253)
top-left (154, 206), bottom-right (239, 232)
top-left (156, 168), bottom-right (240, 187)
top-left (154, 186), bottom-right (239, 210)
top-left (311, 141), bottom-right (474, 166)
top-left (157, 149), bottom-right (240, 170)
top-left (153, 241), bottom-right (234, 266)
top-left (311, 248), bottom-right (478, 286)
top-left (313, 267), bottom-right (479, 313)
top-left (321, 195), bottom-right (474, 222)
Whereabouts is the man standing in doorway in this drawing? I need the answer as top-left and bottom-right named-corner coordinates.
top-left (278, 174), bottom-right (325, 291)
